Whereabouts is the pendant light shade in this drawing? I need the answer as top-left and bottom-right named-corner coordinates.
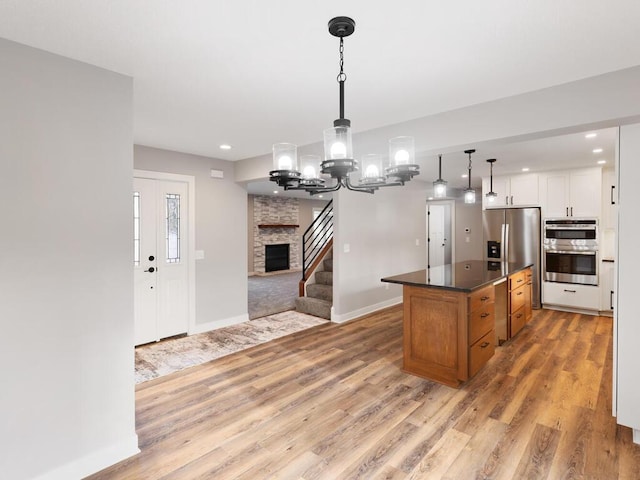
top-left (433, 154), bottom-right (447, 198)
top-left (485, 158), bottom-right (498, 203)
top-left (463, 149), bottom-right (476, 204)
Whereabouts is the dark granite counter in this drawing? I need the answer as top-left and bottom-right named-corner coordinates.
top-left (381, 260), bottom-right (532, 293)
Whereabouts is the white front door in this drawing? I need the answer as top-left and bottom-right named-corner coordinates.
top-left (134, 177), bottom-right (189, 346)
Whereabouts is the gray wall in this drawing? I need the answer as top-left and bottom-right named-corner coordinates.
top-left (0, 39), bottom-right (137, 479)
top-left (454, 199), bottom-right (484, 261)
top-left (333, 185), bottom-right (428, 321)
top-left (134, 145), bottom-right (248, 328)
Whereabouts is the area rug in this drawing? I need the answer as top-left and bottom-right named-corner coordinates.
top-left (135, 310), bottom-right (327, 384)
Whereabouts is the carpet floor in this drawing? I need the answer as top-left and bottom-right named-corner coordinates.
top-left (248, 271), bottom-right (300, 320)
top-left (135, 310), bottom-right (327, 384)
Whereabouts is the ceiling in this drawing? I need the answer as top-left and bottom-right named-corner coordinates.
top-left (1, 1), bottom-right (637, 193)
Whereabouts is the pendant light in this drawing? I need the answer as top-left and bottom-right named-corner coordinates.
top-left (485, 158), bottom-right (498, 203)
top-left (269, 17), bottom-right (419, 195)
top-left (433, 154), bottom-right (447, 198)
top-left (463, 149), bottom-right (476, 204)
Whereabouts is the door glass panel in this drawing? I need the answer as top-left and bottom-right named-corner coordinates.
top-left (133, 192), bottom-right (140, 266)
top-left (166, 193), bottom-right (180, 263)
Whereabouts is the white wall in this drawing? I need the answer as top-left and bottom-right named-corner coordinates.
top-left (332, 185), bottom-right (427, 322)
top-left (453, 199), bottom-right (484, 261)
top-left (0, 39), bottom-right (137, 479)
top-left (134, 145), bottom-right (249, 330)
top-left (615, 123), bottom-right (640, 437)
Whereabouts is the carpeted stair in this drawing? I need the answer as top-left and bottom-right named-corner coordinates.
top-left (295, 252), bottom-right (332, 320)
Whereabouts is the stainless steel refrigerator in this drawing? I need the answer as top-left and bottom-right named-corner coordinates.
top-left (482, 207), bottom-right (541, 309)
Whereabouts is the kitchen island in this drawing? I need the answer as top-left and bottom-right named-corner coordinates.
top-left (381, 260), bottom-right (532, 388)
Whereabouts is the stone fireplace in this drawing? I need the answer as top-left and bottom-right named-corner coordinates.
top-left (253, 195), bottom-right (300, 274)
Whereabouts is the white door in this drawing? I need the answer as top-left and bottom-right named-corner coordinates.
top-left (428, 204), bottom-right (447, 267)
top-left (134, 177), bottom-right (189, 346)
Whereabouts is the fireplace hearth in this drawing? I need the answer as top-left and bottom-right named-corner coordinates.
top-left (265, 244), bottom-right (290, 272)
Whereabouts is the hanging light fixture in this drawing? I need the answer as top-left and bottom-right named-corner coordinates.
top-left (269, 17), bottom-right (419, 195)
top-left (485, 158), bottom-right (498, 203)
top-left (463, 149), bottom-right (476, 204)
top-left (433, 154), bottom-right (447, 198)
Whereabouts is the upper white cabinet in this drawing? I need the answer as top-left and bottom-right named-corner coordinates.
top-left (539, 167), bottom-right (602, 218)
top-left (482, 174), bottom-right (539, 209)
top-left (601, 167), bottom-right (617, 230)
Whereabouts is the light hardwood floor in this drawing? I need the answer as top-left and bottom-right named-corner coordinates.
top-left (88, 306), bottom-right (640, 479)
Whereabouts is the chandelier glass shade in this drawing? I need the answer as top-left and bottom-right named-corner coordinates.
top-left (269, 16), bottom-right (419, 195)
top-left (463, 149), bottom-right (476, 204)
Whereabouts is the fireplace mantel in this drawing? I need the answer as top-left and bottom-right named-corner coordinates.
top-left (258, 224), bottom-right (299, 229)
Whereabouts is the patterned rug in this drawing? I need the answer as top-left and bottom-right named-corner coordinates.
top-left (135, 310), bottom-right (327, 384)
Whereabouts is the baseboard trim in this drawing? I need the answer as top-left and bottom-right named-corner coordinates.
top-left (190, 313), bottom-right (249, 334)
top-left (331, 296), bottom-right (403, 324)
top-left (33, 434), bottom-right (139, 480)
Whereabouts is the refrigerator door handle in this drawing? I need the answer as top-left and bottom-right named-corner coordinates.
top-left (500, 223), bottom-right (506, 260)
top-left (504, 223), bottom-right (510, 262)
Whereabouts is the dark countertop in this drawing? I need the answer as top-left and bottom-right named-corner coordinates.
top-left (381, 260), bottom-right (532, 293)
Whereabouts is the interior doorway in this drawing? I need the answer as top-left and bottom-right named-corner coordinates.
top-left (427, 201), bottom-right (454, 268)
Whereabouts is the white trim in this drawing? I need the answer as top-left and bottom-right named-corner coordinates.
top-left (190, 313), bottom-right (249, 334)
top-left (330, 296), bottom-right (403, 324)
top-left (133, 170), bottom-right (197, 337)
top-left (32, 435), bottom-right (139, 480)
top-left (634, 429), bottom-right (640, 445)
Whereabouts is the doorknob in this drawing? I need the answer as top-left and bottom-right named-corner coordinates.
top-left (144, 267), bottom-right (155, 273)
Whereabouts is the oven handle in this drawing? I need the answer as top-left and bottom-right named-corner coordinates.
top-left (545, 250), bottom-right (597, 255)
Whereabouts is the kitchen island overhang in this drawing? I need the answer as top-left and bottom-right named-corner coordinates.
top-left (381, 261), bottom-right (533, 388)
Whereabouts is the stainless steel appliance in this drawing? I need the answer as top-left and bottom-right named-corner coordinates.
top-left (543, 218), bottom-right (598, 285)
top-left (483, 207), bottom-right (541, 308)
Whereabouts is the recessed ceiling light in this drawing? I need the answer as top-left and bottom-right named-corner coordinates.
top-left (585, 133), bottom-right (597, 139)
top-left (597, 160), bottom-right (607, 164)
top-left (273, 190), bottom-right (278, 194)
top-left (522, 167), bottom-right (530, 172)
top-left (318, 195), bottom-right (323, 198)
top-left (461, 174), bottom-right (468, 178)
top-left (593, 148), bottom-right (603, 153)
top-left (427, 197), bottom-right (434, 201)
top-left (219, 144), bottom-right (232, 150)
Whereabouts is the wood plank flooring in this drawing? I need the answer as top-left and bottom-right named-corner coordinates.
top-left (87, 306), bottom-right (640, 479)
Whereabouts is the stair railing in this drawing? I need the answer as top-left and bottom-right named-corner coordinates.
top-left (299, 200), bottom-right (333, 296)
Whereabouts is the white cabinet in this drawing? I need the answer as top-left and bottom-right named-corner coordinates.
top-left (482, 173), bottom-right (539, 209)
top-left (542, 281), bottom-right (600, 311)
top-left (600, 260), bottom-right (614, 313)
top-left (540, 168), bottom-right (602, 218)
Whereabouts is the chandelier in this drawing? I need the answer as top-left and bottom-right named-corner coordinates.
top-left (269, 17), bottom-right (420, 195)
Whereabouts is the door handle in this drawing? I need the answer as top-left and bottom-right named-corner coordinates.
top-left (611, 185), bottom-right (616, 205)
top-left (144, 267), bottom-right (156, 273)
top-left (570, 206), bottom-right (573, 216)
top-left (480, 312), bottom-right (490, 318)
top-left (510, 195), bottom-right (513, 205)
top-left (480, 342), bottom-right (490, 348)
top-left (564, 289), bottom-right (576, 293)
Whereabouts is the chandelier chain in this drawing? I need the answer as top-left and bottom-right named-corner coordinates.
top-left (337, 37), bottom-right (347, 83)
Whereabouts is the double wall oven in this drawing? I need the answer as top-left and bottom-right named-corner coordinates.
top-left (543, 219), bottom-right (598, 286)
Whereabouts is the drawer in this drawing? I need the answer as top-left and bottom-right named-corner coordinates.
top-left (510, 284), bottom-right (526, 313)
top-left (469, 305), bottom-right (494, 345)
top-left (542, 282), bottom-right (600, 310)
top-left (509, 270), bottom-right (527, 290)
top-left (510, 305), bottom-right (526, 338)
top-left (469, 329), bottom-right (495, 377)
top-left (469, 285), bottom-right (495, 312)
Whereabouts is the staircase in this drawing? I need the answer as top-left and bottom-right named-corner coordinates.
top-left (295, 200), bottom-right (333, 320)
top-left (295, 250), bottom-right (332, 319)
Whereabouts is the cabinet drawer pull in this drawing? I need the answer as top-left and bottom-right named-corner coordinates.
top-left (480, 296), bottom-right (490, 301)
top-left (517, 279), bottom-right (523, 283)
top-left (564, 289), bottom-right (577, 293)
top-left (480, 312), bottom-right (490, 318)
top-left (480, 342), bottom-right (490, 348)
top-left (517, 291), bottom-right (523, 296)
top-left (516, 313), bottom-right (523, 318)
